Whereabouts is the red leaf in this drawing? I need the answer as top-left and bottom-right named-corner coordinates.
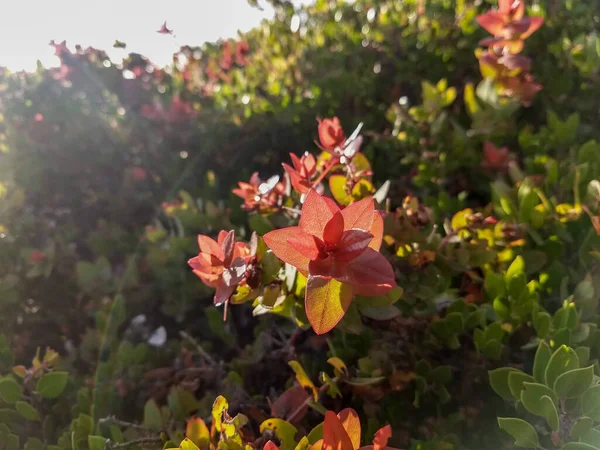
top-left (270, 384), bottom-right (310, 422)
top-left (342, 197), bottom-right (375, 231)
top-left (284, 163), bottom-right (311, 194)
top-left (197, 235), bottom-right (224, 260)
top-left (289, 153), bottom-right (303, 171)
top-left (323, 411), bottom-right (355, 450)
top-left (369, 212), bottom-right (384, 251)
top-left (188, 253), bottom-right (221, 274)
top-left (323, 196), bottom-right (342, 214)
top-left (305, 276), bottom-right (353, 335)
top-left (318, 117), bottom-right (346, 150)
top-left (264, 227), bottom-right (310, 275)
top-left (214, 283), bottom-right (236, 306)
top-left (522, 16), bottom-right (544, 39)
top-left (338, 408), bottom-right (361, 449)
top-left (336, 230), bottom-right (373, 262)
top-left (335, 248), bottom-right (396, 293)
top-left (373, 425), bottom-right (392, 450)
top-left (308, 255), bottom-right (336, 279)
top-left (222, 257), bottom-right (246, 287)
top-left (264, 441), bottom-right (280, 450)
top-left (157, 21), bottom-right (173, 35)
top-left (300, 190), bottom-right (335, 239)
top-left (323, 211), bottom-right (345, 245)
top-left (217, 230), bottom-right (229, 245)
top-left (221, 230), bottom-right (236, 267)
top-left (476, 12), bottom-right (506, 36)
top-left (288, 232), bottom-right (322, 260)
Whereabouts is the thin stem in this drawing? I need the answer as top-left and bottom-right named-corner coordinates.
top-left (312, 157), bottom-right (340, 188)
top-left (180, 331), bottom-right (217, 365)
top-left (104, 437), bottom-right (163, 450)
top-left (98, 415), bottom-right (152, 432)
top-left (286, 378), bottom-right (337, 423)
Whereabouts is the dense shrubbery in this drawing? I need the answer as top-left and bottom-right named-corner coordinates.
top-left (1, 0), bottom-right (600, 449)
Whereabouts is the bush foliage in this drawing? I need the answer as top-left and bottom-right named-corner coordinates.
top-left (1, 0), bottom-right (600, 449)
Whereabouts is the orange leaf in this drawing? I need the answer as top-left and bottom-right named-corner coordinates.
top-left (372, 425), bottom-right (392, 450)
top-left (323, 411), bottom-right (355, 450)
top-left (264, 441), bottom-right (280, 450)
top-left (305, 276), bottom-right (353, 335)
top-left (264, 226), bottom-right (311, 275)
top-left (341, 197), bottom-right (375, 231)
top-left (337, 409), bottom-right (361, 449)
top-left (310, 439), bottom-right (324, 450)
top-left (300, 190), bottom-right (336, 239)
top-left (368, 212), bottom-right (384, 251)
top-left (186, 417), bottom-right (210, 448)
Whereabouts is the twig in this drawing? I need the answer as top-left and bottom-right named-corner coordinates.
top-left (180, 331), bottom-right (217, 365)
top-left (98, 415), bottom-right (153, 432)
top-left (286, 378), bottom-right (336, 423)
top-left (104, 437), bottom-right (163, 450)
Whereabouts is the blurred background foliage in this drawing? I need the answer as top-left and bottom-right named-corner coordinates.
top-left (0, 0), bottom-right (600, 449)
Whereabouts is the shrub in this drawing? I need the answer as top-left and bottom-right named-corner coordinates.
top-left (1, 0), bottom-right (600, 449)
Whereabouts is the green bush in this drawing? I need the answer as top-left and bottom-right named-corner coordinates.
top-left (1, 0), bottom-right (600, 449)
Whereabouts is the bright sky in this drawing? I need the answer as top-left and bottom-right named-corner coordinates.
top-left (1, 0), bottom-right (304, 72)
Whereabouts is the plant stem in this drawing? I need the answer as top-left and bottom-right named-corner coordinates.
top-left (180, 331), bottom-right (217, 365)
top-left (104, 437), bottom-right (163, 450)
top-left (312, 157), bottom-right (340, 188)
top-left (99, 415), bottom-right (153, 432)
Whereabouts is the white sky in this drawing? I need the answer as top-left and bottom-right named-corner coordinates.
top-left (0, 0), bottom-right (304, 72)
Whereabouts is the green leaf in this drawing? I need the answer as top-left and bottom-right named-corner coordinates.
top-left (508, 371), bottom-right (535, 398)
top-left (143, 399), bottom-right (163, 430)
top-left (483, 339), bottom-right (503, 360)
top-left (24, 437), bottom-right (45, 450)
top-left (307, 423), bottom-right (323, 444)
top-left (553, 366), bottom-right (594, 398)
top-left (0, 378), bottom-right (22, 404)
top-left (179, 438), bottom-right (201, 450)
top-left (545, 345), bottom-right (579, 389)
top-left (506, 256), bottom-right (525, 282)
top-left (355, 286), bottom-right (403, 307)
top-left (345, 377), bottom-right (387, 386)
top-left (88, 436), bottom-right (108, 450)
top-left (533, 341), bottom-right (552, 384)
top-left (485, 271), bottom-right (505, 300)
top-left (430, 366), bottom-right (452, 385)
top-left (15, 401), bottom-right (40, 421)
top-left (260, 419), bottom-right (298, 450)
top-left (580, 429), bottom-right (600, 448)
top-left (570, 417), bottom-right (593, 439)
top-left (358, 305), bottom-right (400, 321)
top-left (36, 371), bottom-right (69, 399)
top-left (446, 312), bottom-right (464, 334)
top-left (540, 395), bottom-right (559, 431)
top-left (489, 367), bottom-right (521, 400)
top-left (497, 417), bottom-right (539, 448)
top-left (582, 385), bottom-right (600, 420)
top-left (533, 312), bottom-right (551, 339)
top-left (329, 175), bottom-right (352, 206)
top-left (6, 433), bottom-right (19, 450)
top-left (249, 213), bottom-right (274, 236)
top-left (520, 382), bottom-right (557, 416)
top-left (576, 347), bottom-right (591, 366)
top-left (562, 443), bottom-right (598, 450)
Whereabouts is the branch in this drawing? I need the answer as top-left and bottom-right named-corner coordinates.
top-left (180, 331), bottom-right (217, 366)
top-left (99, 415), bottom-right (153, 432)
top-left (104, 437), bottom-right (163, 450)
